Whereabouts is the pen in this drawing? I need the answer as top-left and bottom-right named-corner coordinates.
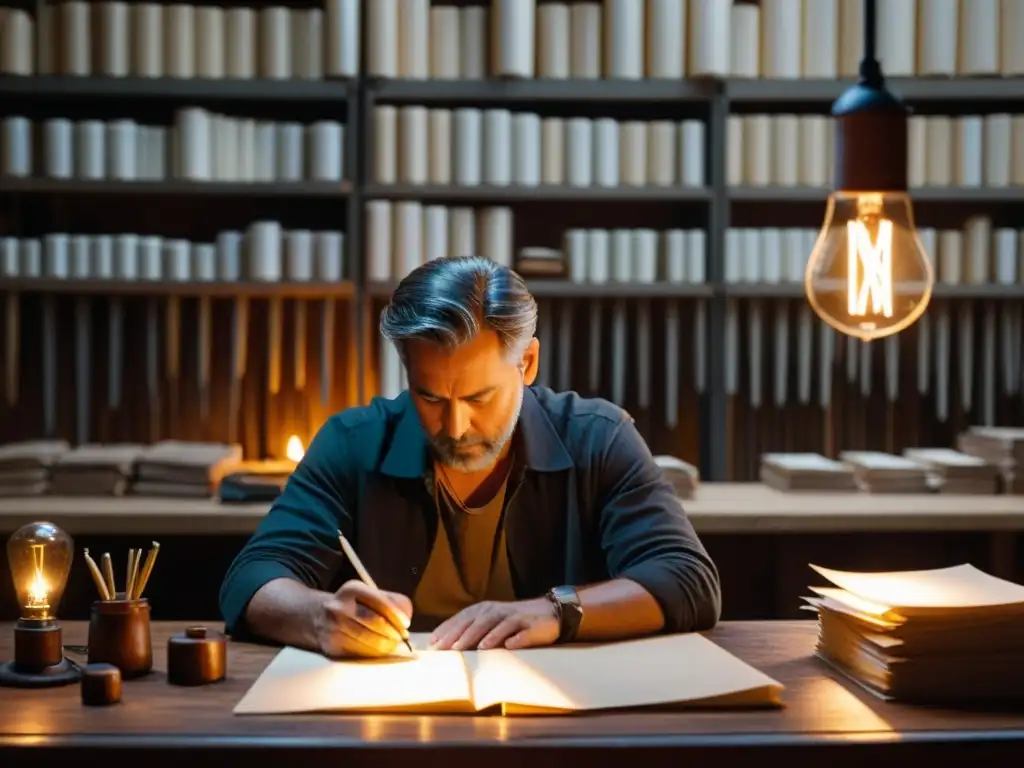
top-left (337, 531), bottom-right (414, 654)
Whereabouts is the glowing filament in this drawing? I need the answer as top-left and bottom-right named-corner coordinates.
top-left (847, 219), bottom-right (893, 318)
top-left (27, 544), bottom-right (50, 610)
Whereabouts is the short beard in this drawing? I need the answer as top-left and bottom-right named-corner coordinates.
top-left (429, 385), bottom-right (524, 472)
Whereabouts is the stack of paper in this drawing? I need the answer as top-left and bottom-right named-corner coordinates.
top-left (233, 632), bottom-right (784, 715)
top-left (132, 440), bottom-right (243, 497)
top-left (902, 448), bottom-right (1001, 494)
top-left (804, 563), bottom-right (1024, 703)
top-left (654, 455), bottom-right (700, 499)
top-left (50, 443), bottom-right (147, 496)
top-left (0, 440), bottom-right (69, 496)
top-left (759, 453), bottom-right (857, 492)
top-left (838, 451), bottom-right (931, 493)
top-left (957, 427), bottom-right (1024, 494)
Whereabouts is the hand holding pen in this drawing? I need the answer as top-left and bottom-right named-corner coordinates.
top-left (314, 532), bottom-right (414, 659)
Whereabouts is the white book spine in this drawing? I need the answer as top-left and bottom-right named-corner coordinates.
top-left (742, 228), bottom-right (761, 282)
top-left (197, 7), bottom-right (226, 78)
top-left (570, 3), bottom-right (602, 78)
top-left (984, 114), bottom-right (1012, 187)
top-left (679, 120), bottom-right (705, 187)
top-left (1011, 116), bottom-right (1024, 186)
top-left (373, 106), bottom-right (397, 184)
top-left (938, 230), bottom-right (963, 284)
top-left (98, 2), bottom-right (130, 77)
top-left (906, 116), bottom-right (928, 187)
top-left (963, 216), bottom-right (991, 284)
top-left (493, 0), bottom-right (536, 78)
top-left (537, 3), bottom-right (570, 78)
top-left (837, 0), bottom-right (863, 77)
top-left (688, 0), bottom-right (730, 76)
top-left (916, 0), bottom-right (958, 75)
top-left (604, 0), bottom-right (644, 79)
top-left (0, 10), bottom-right (33, 75)
top-left (593, 118), bottom-right (620, 187)
top-left (460, 7), bottom-right (488, 79)
top-left (760, 0), bottom-right (802, 79)
top-left (742, 116), bottom-right (771, 186)
top-left (566, 117), bottom-right (594, 187)
top-left (587, 229), bottom-right (610, 284)
top-left (953, 116), bottom-right (984, 187)
top-left (423, 205), bottom-right (449, 262)
top-left (365, 201), bottom-right (392, 281)
top-left (478, 207), bottom-right (514, 267)
top-left (429, 7), bottom-right (461, 79)
top-left (324, 0), bottom-right (359, 77)
top-left (1, 117), bottom-right (32, 177)
top-left (398, 106), bottom-right (428, 185)
top-left (924, 117), bottom-right (952, 186)
top-left (647, 121), bottom-right (676, 187)
top-left (877, 0), bottom-right (916, 76)
top-left (1001, 0), bottom-right (1024, 75)
top-left (512, 113), bottom-right (541, 186)
top-left (454, 108), bottom-right (483, 186)
top-left (619, 121), bottom-right (648, 186)
top-left (368, 0), bottom-right (398, 77)
top-left (62, 1), bottom-right (91, 75)
top-left (772, 115), bottom-right (799, 186)
top-left (428, 109), bottom-right (452, 185)
top-left (398, 0), bottom-right (430, 79)
top-left (393, 201), bottom-right (424, 277)
top-left (259, 7), bottom-right (290, 79)
top-left (225, 8), bottom-right (255, 78)
top-left (993, 229), bottom-right (1018, 285)
top-left (646, 0), bottom-right (685, 79)
top-left (541, 117), bottom-right (565, 184)
top-left (483, 109), bottom-right (513, 186)
top-left (729, 4), bottom-right (759, 77)
top-left (726, 115), bottom-right (743, 186)
top-left (566, 229), bottom-right (588, 282)
top-left (164, 4), bottom-right (195, 78)
top-left (449, 208), bottom-right (476, 259)
top-left (801, 0), bottom-right (838, 77)
top-left (959, 0), bottom-right (1000, 75)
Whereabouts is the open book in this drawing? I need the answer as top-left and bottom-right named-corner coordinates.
top-left (234, 632), bottom-right (784, 715)
top-left (803, 563), bottom-right (1024, 702)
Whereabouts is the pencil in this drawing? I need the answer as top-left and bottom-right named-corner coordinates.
top-left (101, 552), bottom-right (116, 600)
top-left (84, 549), bottom-right (111, 601)
top-left (125, 548), bottom-right (138, 599)
top-left (337, 531), bottom-right (413, 654)
top-left (133, 542), bottom-right (160, 599)
top-left (129, 548), bottom-right (142, 598)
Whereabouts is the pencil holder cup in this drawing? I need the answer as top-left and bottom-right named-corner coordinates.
top-left (88, 594), bottom-right (153, 679)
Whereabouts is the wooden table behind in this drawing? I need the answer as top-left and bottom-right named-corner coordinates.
top-left (0, 485), bottom-right (1021, 622)
top-left (0, 620), bottom-right (1021, 768)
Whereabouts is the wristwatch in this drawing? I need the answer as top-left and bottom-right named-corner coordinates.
top-left (546, 585), bottom-right (583, 643)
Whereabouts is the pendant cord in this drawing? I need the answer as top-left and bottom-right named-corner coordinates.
top-left (858, 0), bottom-right (884, 88)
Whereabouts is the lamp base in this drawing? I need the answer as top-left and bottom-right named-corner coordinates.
top-left (0, 658), bottom-right (81, 688)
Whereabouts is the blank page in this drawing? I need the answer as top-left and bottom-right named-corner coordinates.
top-left (811, 563), bottom-right (1024, 614)
top-left (464, 633), bottom-right (783, 714)
top-left (234, 640), bottom-right (472, 715)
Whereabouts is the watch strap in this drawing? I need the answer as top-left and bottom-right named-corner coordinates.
top-left (547, 585), bottom-right (583, 643)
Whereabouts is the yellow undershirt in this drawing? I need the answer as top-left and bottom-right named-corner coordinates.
top-left (411, 467), bottom-right (516, 632)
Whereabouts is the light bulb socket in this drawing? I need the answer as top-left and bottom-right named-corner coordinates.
top-left (13, 620), bottom-right (64, 670)
top-left (831, 82), bottom-right (909, 193)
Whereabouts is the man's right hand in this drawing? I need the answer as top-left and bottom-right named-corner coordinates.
top-left (315, 580), bottom-right (414, 658)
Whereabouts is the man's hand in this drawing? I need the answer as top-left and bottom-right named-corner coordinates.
top-left (429, 598), bottom-right (559, 651)
top-left (315, 580), bottom-right (413, 658)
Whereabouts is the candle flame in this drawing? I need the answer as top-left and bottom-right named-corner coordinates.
top-left (286, 435), bottom-right (305, 463)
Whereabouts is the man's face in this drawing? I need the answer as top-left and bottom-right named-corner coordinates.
top-left (405, 330), bottom-right (537, 472)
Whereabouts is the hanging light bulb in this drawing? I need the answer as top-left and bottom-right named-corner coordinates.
top-left (0, 521), bottom-right (81, 688)
top-left (804, 0), bottom-right (934, 341)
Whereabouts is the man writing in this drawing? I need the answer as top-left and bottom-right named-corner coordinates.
top-left (219, 256), bottom-right (721, 657)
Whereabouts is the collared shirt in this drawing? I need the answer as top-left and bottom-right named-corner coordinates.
top-left (219, 386), bottom-right (722, 638)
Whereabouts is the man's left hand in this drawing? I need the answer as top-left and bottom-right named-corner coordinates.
top-left (429, 598), bottom-right (560, 651)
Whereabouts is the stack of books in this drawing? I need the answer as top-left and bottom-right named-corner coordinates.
top-left (957, 427), bottom-right (1024, 494)
top-left (804, 563), bottom-right (1024, 703)
top-left (838, 451), bottom-right (931, 493)
top-left (133, 441), bottom-right (243, 498)
top-left (0, 440), bottom-right (68, 496)
top-left (902, 448), bottom-right (1001, 494)
top-left (50, 444), bottom-right (146, 496)
top-left (759, 453), bottom-right (857, 492)
top-left (654, 455), bottom-right (699, 499)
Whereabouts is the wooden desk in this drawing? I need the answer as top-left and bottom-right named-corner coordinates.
top-left (0, 621), bottom-right (1021, 768)
top-left (2, 483), bottom-right (1023, 535)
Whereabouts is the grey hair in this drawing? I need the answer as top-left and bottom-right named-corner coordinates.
top-left (379, 256), bottom-right (538, 362)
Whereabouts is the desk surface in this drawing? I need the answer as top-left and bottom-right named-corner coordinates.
top-left (0, 620), bottom-right (1021, 767)
top-left (2, 483), bottom-right (1023, 535)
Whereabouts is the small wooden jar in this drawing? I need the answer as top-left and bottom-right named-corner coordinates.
top-left (87, 594), bottom-right (153, 679)
top-left (81, 662), bottom-right (122, 706)
top-left (167, 626), bottom-right (226, 686)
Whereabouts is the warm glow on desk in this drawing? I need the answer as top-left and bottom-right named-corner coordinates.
top-left (286, 436), bottom-right (305, 463)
